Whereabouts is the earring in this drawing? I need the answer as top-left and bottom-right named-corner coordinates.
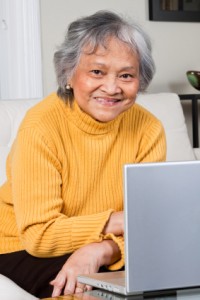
top-left (66, 84), bottom-right (71, 90)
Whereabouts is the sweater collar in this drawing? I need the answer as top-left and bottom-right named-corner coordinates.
top-left (63, 99), bottom-right (124, 135)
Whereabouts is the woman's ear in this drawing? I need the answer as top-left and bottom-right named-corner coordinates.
top-left (67, 77), bottom-right (73, 89)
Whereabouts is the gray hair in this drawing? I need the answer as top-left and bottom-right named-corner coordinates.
top-left (54, 10), bottom-right (155, 103)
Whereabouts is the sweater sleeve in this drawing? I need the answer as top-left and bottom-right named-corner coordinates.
top-left (11, 127), bottom-right (114, 257)
top-left (136, 119), bottom-right (166, 163)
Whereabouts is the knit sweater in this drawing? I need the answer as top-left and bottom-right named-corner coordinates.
top-left (0, 93), bottom-right (166, 270)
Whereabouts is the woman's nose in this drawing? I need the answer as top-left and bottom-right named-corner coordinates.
top-left (101, 76), bottom-right (121, 94)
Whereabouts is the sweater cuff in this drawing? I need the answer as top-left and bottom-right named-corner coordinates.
top-left (103, 234), bottom-right (124, 270)
top-left (71, 209), bottom-right (114, 249)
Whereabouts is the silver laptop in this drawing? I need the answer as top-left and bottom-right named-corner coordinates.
top-left (78, 161), bottom-right (200, 295)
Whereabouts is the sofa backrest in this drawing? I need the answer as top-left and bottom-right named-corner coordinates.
top-left (0, 93), bottom-right (195, 186)
top-left (136, 93), bottom-right (195, 162)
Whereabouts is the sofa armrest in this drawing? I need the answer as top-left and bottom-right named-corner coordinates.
top-left (194, 148), bottom-right (200, 160)
top-left (0, 274), bottom-right (38, 300)
top-left (0, 98), bottom-right (41, 186)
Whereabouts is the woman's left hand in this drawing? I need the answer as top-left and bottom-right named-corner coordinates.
top-left (50, 240), bottom-right (120, 297)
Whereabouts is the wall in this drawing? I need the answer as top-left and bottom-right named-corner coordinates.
top-left (40, 0), bottom-right (200, 144)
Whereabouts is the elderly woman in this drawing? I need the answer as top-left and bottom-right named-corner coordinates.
top-left (0, 10), bottom-right (166, 298)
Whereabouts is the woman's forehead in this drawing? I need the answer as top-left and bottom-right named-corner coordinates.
top-left (76, 39), bottom-right (139, 73)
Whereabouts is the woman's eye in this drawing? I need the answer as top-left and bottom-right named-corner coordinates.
top-left (91, 70), bottom-right (102, 75)
top-left (121, 73), bottom-right (134, 79)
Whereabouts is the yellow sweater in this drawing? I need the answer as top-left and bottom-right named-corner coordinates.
top-left (0, 93), bottom-right (166, 270)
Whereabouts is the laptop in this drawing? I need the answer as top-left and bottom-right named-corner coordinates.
top-left (78, 161), bottom-right (200, 295)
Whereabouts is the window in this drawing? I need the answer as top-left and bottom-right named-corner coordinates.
top-left (0, 0), bottom-right (43, 99)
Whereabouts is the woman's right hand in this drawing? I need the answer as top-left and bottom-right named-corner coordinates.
top-left (50, 239), bottom-right (121, 297)
top-left (103, 211), bottom-right (124, 236)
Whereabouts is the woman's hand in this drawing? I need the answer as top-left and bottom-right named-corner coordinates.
top-left (50, 240), bottom-right (120, 297)
top-left (103, 211), bottom-right (124, 236)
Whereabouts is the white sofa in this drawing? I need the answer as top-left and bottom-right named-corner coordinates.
top-left (0, 92), bottom-right (199, 299)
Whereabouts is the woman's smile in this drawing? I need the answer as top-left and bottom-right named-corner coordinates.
top-left (93, 96), bottom-right (123, 106)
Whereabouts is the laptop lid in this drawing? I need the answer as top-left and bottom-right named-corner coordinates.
top-left (124, 160), bottom-right (200, 293)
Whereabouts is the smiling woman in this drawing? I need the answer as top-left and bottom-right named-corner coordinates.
top-left (69, 37), bottom-right (140, 122)
top-left (54, 11), bottom-right (155, 102)
top-left (0, 10), bottom-right (166, 299)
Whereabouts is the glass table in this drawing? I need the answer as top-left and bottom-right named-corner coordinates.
top-left (42, 287), bottom-right (200, 300)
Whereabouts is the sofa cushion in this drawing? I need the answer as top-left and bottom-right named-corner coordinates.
top-left (136, 93), bottom-right (196, 162)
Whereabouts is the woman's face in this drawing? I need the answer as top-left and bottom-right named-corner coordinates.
top-left (70, 37), bottom-right (140, 122)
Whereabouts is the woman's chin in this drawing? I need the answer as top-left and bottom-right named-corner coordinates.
top-left (94, 112), bottom-right (121, 123)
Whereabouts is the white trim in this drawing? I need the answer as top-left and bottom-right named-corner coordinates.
top-left (0, 0), bottom-right (43, 99)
